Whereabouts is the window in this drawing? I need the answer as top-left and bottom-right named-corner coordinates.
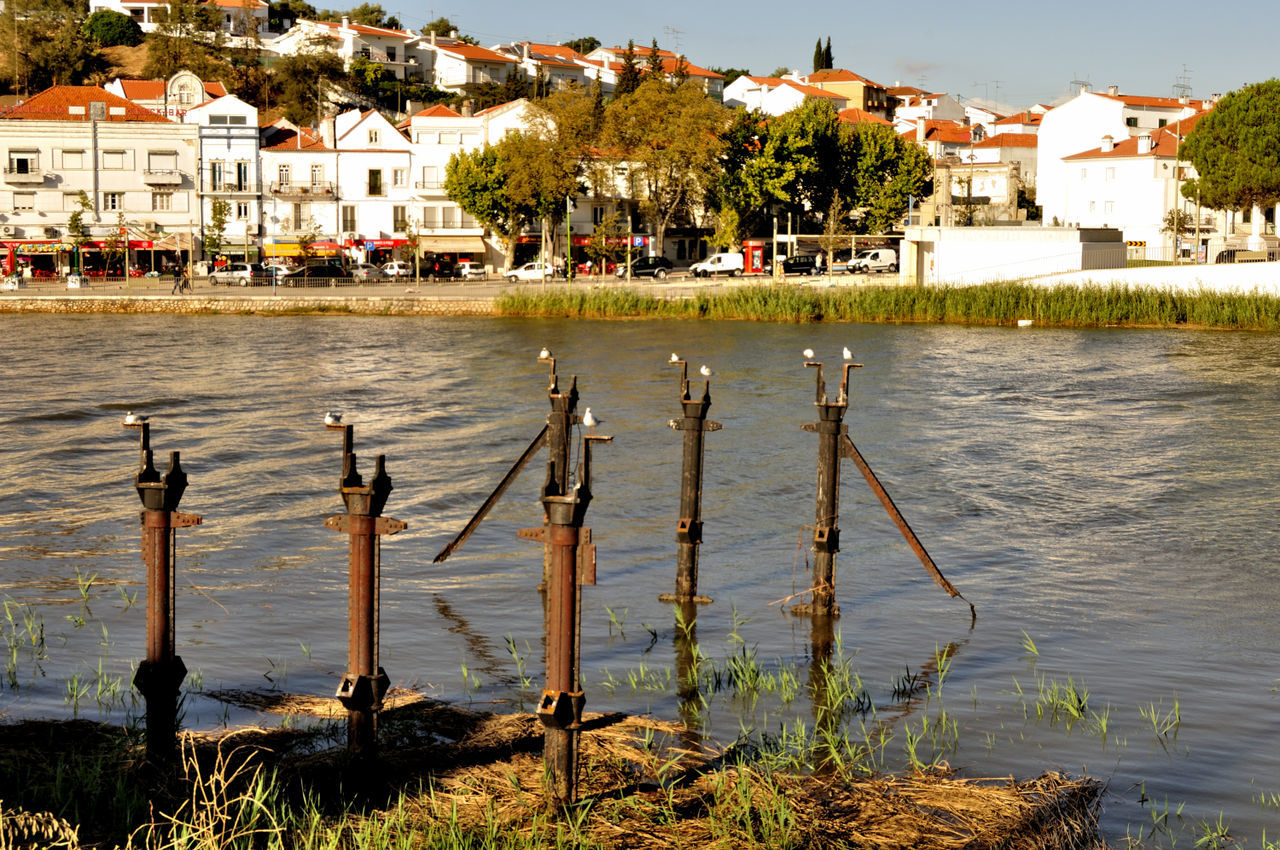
top-left (393, 168), bottom-right (407, 187)
top-left (8, 151), bottom-right (38, 174)
top-left (393, 205), bottom-right (407, 231)
top-left (1080, 168), bottom-right (1086, 182)
top-left (441, 206), bottom-right (456, 227)
top-left (460, 211), bottom-right (475, 227)
top-left (209, 161), bottom-right (224, 190)
top-left (236, 201), bottom-right (249, 219)
top-left (1125, 116), bottom-right (1138, 128)
top-left (148, 151), bottom-right (177, 172)
top-left (209, 115), bottom-right (227, 125)
top-left (414, 132), bottom-right (435, 144)
top-left (461, 131), bottom-right (480, 148)
top-left (439, 131), bottom-right (458, 145)
top-left (1104, 201), bottom-right (1114, 215)
top-left (420, 165), bottom-right (438, 188)
top-left (677, 240), bottom-right (686, 260)
top-left (14, 193), bottom-right (34, 211)
top-left (103, 192), bottom-right (123, 211)
top-left (103, 150), bottom-right (125, 169)
top-left (236, 162), bottom-right (249, 191)
top-left (310, 163), bottom-right (323, 185)
top-left (420, 206), bottom-right (438, 227)
top-left (342, 205), bottom-right (356, 233)
top-left (1157, 118), bottom-right (1168, 128)
top-left (368, 129), bottom-right (380, 145)
top-left (63, 192), bottom-right (83, 211)
top-left (61, 150), bottom-right (85, 169)
top-left (151, 192), bottom-right (172, 211)
top-left (368, 169), bottom-right (383, 196)
top-left (292, 203), bottom-right (308, 230)
top-left (1088, 201), bottom-right (1096, 213)
top-left (386, 46), bottom-right (395, 61)
top-left (1105, 167), bottom-right (1115, 183)
top-left (278, 163), bottom-right (290, 186)
top-left (592, 206), bottom-right (606, 225)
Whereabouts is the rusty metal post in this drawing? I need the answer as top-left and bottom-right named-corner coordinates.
top-left (523, 428), bottom-right (609, 804)
top-left (324, 423), bottom-right (405, 758)
top-left (126, 419), bottom-right (200, 767)
top-left (659, 358), bottom-right (720, 605)
top-left (792, 356), bottom-right (860, 618)
top-left (537, 351), bottom-right (578, 591)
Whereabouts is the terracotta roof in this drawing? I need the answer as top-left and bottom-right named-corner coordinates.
top-left (116, 79), bottom-right (227, 100)
top-left (260, 125), bottom-right (330, 151)
top-left (901, 120), bottom-right (972, 144)
top-left (519, 42), bottom-right (586, 62)
top-left (807, 69), bottom-right (885, 88)
top-left (1095, 91), bottom-right (1207, 111)
top-left (0, 85), bottom-right (173, 122)
top-left (412, 104), bottom-right (462, 118)
top-left (995, 110), bottom-right (1042, 126)
top-left (976, 132), bottom-right (1037, 149)
top-left (204, 0), bottom-right (267, 8)
top-left (306, 18), bottom-right (416, 40)
top-left (887, 85), bottom-right (928, 97)
top-left (740, 76), bottom-right (838, 98)
top-left (837, 107), bottom-right (891, 126)
top-left (1063, 113), bottom-right (1204, 160)
top-left (436, 43), bottom-right (516, 64)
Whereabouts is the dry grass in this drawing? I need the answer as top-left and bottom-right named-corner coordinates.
top-left (99, 45), bottom-right (150, 80)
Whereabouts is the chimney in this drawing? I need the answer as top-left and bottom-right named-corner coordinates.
top-left (429, 30), bottom-right (436, 46)
top-left (1178, 94), bottom-right (1188, 105)
top-left (1137, 133), bottom-right (1152, 154)
top-left (321, 115), bottom-right (335, 148)
top-left (449, 29), bottom-right (458, 39)
top-left (522, 42), bottom-right (529, 61)
top-left (341, 15), bottom-right (348, 28)
top-left (1107, 84), bottom-right (1119, 96)
top-left (1101, 135), bottom-right (1114, 152)
top-left (1078, 82), bottom-right (1089, 95)
top-left (916, 117), bottom-right (926, 144)
top-left (461, 99), bottom-right (473, 117)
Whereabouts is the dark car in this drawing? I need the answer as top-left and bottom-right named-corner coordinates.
top-left (422, 255), bottom-right (456, 281)
top-left (615, 255), bottom-right (674, 280)
top-left (780, 255), bottom-right (822, 276)
top-left (279, 264), bottom-right (347, 285)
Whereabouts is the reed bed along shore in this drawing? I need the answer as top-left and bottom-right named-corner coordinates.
top-left (495, 282), bottom-right (1280, 330)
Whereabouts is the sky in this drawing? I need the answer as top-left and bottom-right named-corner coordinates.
top-left (388, 0), bottom-right (1279, 113)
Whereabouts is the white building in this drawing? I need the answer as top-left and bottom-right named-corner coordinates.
top-left (722, 76), bottom-right (847, 116)
top-left (268, 18), bottom-right (426, 81)
top-left (888, 86), bottom-right (966, 132)
top-left (258, 121), bottom-right (340, 258)
top-left (0, 85), bottom-right (199, 274)
top-left (182, 95), bottom-right (263, 262)
top-left (1036, 86), bottom-right (1204, 228)
top-left (331, 109), bottom-right (414, 263)
top-left (581, 45), bottom-right (723, 99)
top-left (415, 36), bottom-right (518, 91)
top-left (492, 42), bottom-right (591, 93)
top-left (89, 0), bottom-right (268, 35)
top-left (105, 71), bottom-right (228, 121)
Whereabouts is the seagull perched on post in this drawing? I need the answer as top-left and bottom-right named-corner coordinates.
top-left (803, 348), bottom-right (815, 360)
top-left (843, 346), bottom-right (853, 361)
top-left (122, 411), bottom-right (148, 426)
top-left (670, 352), bottom-right (679, 362)
top-left (699, 365), bottom-right (712, 377)
top-left (582, 408), bottom-right (599, 430)
top-left (324, 411), bottom-right (342, 427)
top-left (539, 347), bottom-right (552, 360)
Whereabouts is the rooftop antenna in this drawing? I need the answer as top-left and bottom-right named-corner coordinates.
top-left (1069, 73), bottom-right (1091, 96)
top-left (663, 25), bottom-right (683, 54)
top-left (1173, 65), bottom-right (1193, 99)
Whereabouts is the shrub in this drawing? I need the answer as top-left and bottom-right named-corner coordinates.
top-left (82, 10), bottom-right (144, 47)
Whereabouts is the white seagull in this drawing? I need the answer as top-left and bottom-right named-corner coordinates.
top-left (582, 407), bottom-right (599, 428)
top-left (122, 411), bottom-right (148, 425)
top-left (324, 411), bottom-right (342, 426)
top-left (669, 352), bottom-right (680, 362)
top-left (843, 346), bottom-right (853, 360)
top-left (803, 348), bottom-right (815, 360)
top-left (539, 347), bottom-right (552, 359)
top-left (699, 365), bottom-right (712, 377)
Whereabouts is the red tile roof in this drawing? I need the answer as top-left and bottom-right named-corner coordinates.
top-left (0, 86), bottom-right (173, 122)
top-left (741, 76), bottom-right (839, 98)
top-left (519, 42), bottom-right (587, 63)
top-left (204, 0), bottom-right (267, 8)
top-left (436, 43), bottom-right (516, 64)
top-left (1063, 114), bottom-right (1205, 160)
top-left (306, 18), bottom-right (416, 40)
top-left (901, 120), bottom-right (972, 144)
top-left (1095, 92), bottom-right (1207, 111)
top-left (807, 69), bottom-right (885, 88)
top-left (995, 110), bottom-right (1042, 126)
top-left (116, 79), bottom-right (226, 101)
top-left (412, 104), bottom-right (463, 118)
top-left (837, 107), bottom-right (891, 126)
top-left (977, 133), bottom-right (1037, 149)
top-left (260, 125), bottom-right (330, 151)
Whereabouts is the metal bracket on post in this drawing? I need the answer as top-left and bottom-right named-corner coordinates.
top-left (659, 356), bottom-right (719, 606)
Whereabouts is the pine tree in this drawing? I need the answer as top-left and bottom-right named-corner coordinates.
top-left (645, 38), bottom-right (663, 78)
top-left (812, 39), bottom-right (822, 73)
top-left (616, 39), bottom-right (641, 97)
top-left (823, 37), bottom-right (833, 70)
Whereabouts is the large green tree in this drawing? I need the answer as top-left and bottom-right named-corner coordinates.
top-left (603, 78), bottom-right (727, 255)
top-left (144, 0), bottom-right (226, 80)
top-left (271, 35), bottom-right (345, 124)
top-left (1179, 79), bottom-right (1280, 214)
top-left (82, 9), bottom-right (144, 46)
top-left (444, 144), bottom-right (533, 270)
top-left (615, 40), bottom-right (641, 97)
top-left (845, 123), bottom-right (932, 233)
top-left (3, 0), bottom-right (104, 92)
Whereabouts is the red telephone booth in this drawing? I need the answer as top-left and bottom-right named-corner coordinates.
top-left (744, 240), bottom-right (766, 274)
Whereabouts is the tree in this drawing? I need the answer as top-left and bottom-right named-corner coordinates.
top-left (144, 0), bottom-right (227, 80)
top-left (584, 211), bottom-right (626, 271)
top-left (615, 40), bottom-right (641, 97)
top-left (3, 0), bottom-right (105, 92)
top-left (812, 38), bottom-right (822, 73)
top-left (709, 66), bottom-right (751, 88)
top-left (444, 144), bottom-right (533, 270)
top-left (272, 35), bottom-right (344, 124)
top-left (1179, 79), bottom-right (1280, 214)
top-left (66, 191), bottom-right (93, 274)
top-left (823, 37), bottom-right (833, 71)
top-left (269, 0), bottom-right (316, 31)
top-left (603, 79), bottom-right (727, 255)
top-left (645, 39), bottom-right (663, 79)
top-left (421, 16), bottom-right (476, 44)
top-left (348, 55), bottom-right (388, 98)
top-left (563, 36), bottom-right (600, 56)
top-left (845, 123), bottom-right (932, 233)
top-left (346, 3), bottom-right (393, 27)
top-left (82, 10), bottom-right (144, 46)
top-left (1161, 208), bottom-right (1194, 236)
top-left (203, 198), bottom-right (230, 259)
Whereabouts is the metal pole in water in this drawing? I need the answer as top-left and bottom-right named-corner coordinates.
top-left (659, 356), bottom-right (720, 605)
top-left (793, 355), bottom-right (860, 618)
top-left (126, 417), bottom-right (200, 768)
top-left (324, 421), bottom-right (405, 759)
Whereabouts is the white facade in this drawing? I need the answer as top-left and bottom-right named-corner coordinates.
top-left (0, 86), bottom-right (199, 271)
top-left (267, 18), bottom-right (426, 81)
top-left (259, 122), bottom-right (340, 250)
top-left (1037, 87), bottom-right (1203, 228)
top-left (902, 225), bottom-right (1125, 285)
top-left (891, 90), bottom-right (966, 131)
top-left (183, 95), bottom-right (262, 260)
top-left (332, 109), bottom-right (414, 251)
top-left (89, 0), bottom-right (268, 35)
top-left (722, 76), bottom-right (847, 116)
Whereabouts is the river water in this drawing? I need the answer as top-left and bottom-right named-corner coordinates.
top-left (1, 313), bottom-right (1278, 843)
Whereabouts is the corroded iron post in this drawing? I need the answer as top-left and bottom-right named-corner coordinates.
top-left (792, 356), bottom-right (860, 618)
top-left (126, 418), bottom-right (200, 767)
top-left (659, 358), bottom-right (720, 605)
top-left (324, 423), bottom-right (405, 758)
top-left (538, 351), bottom-right (578, 590)
top-left (524, 428), bottom-right (609, 804)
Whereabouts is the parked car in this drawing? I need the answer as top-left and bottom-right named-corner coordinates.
top-left (689, 252), bottom-right (744, 278)
top-left (1215, 248), bottom-right (1280, 263)
top-left (781, 255), bottom-right (822, 276)
top-left (505, 261), bottom-right (559, 282)
top-left (382, 260), bottom-right (413, 277)
top-left (263, 263), bottom-right (291, 279)
top-left (348, 262), bottom-right (385, 279)
top-left (279, 264), bottom-right (347, 285)
top-left (421, 255), bottom-right (456, 281)
top-left (209, 262), bottom-right (273, 286)
top-left (456, 260), bottom-right (486, 280)
top-left (615, 256), bottom-right (674, 280)
top-left (850, 247), bottom-right (898, 273)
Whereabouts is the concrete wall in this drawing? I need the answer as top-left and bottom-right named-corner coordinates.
top-left (0, 295), bottom-right (495, 316)
top-left (902, 225), bottom-right (1124, 285)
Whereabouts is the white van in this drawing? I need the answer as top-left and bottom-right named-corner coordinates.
top-left (689, 252), bottom-right (744, 278)
top-left (850, 248), bottom-right (898, 274)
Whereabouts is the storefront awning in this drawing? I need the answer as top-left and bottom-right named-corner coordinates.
top-left (417, 236), bottom-right (486, 253)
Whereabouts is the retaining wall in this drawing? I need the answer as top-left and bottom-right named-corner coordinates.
top-left (0, 295), bottom-right (497, 316)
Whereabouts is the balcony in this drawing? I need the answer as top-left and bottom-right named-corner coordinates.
top-left (415, 180), bottom-right (446, 196)
top-left (143, 169), bottom-right (184, 186)
top-left (3, 166), bottom-right (43, 184)
top-left (203, 180), bottom-right (260, 194)
top-left (270, 181), bottom-right (335, 199)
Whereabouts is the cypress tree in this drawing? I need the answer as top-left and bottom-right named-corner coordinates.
top-left (616, 39), bottom-right (641, 96)
top-left (823, 37), bottom-right (833, 70)
top-left (812, 38), bottom-right (822, 73)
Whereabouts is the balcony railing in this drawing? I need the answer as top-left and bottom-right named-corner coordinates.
top-left (414, 180), bottom-right (445, 195)
top-left (269, 181), bottom-right (335, 198)
top-left (143, 169), bottom-right (184, 185)
top-left (3, 166), bottom-right (43, 184)
top-left (203, 180), bottom-right (259, 193)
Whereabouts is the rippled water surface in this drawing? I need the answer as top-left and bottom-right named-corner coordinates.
top-left (2, 313), bottom-right (1280, 842)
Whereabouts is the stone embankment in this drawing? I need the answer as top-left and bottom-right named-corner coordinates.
top-left (0, 294), bottom-right (497, 316)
